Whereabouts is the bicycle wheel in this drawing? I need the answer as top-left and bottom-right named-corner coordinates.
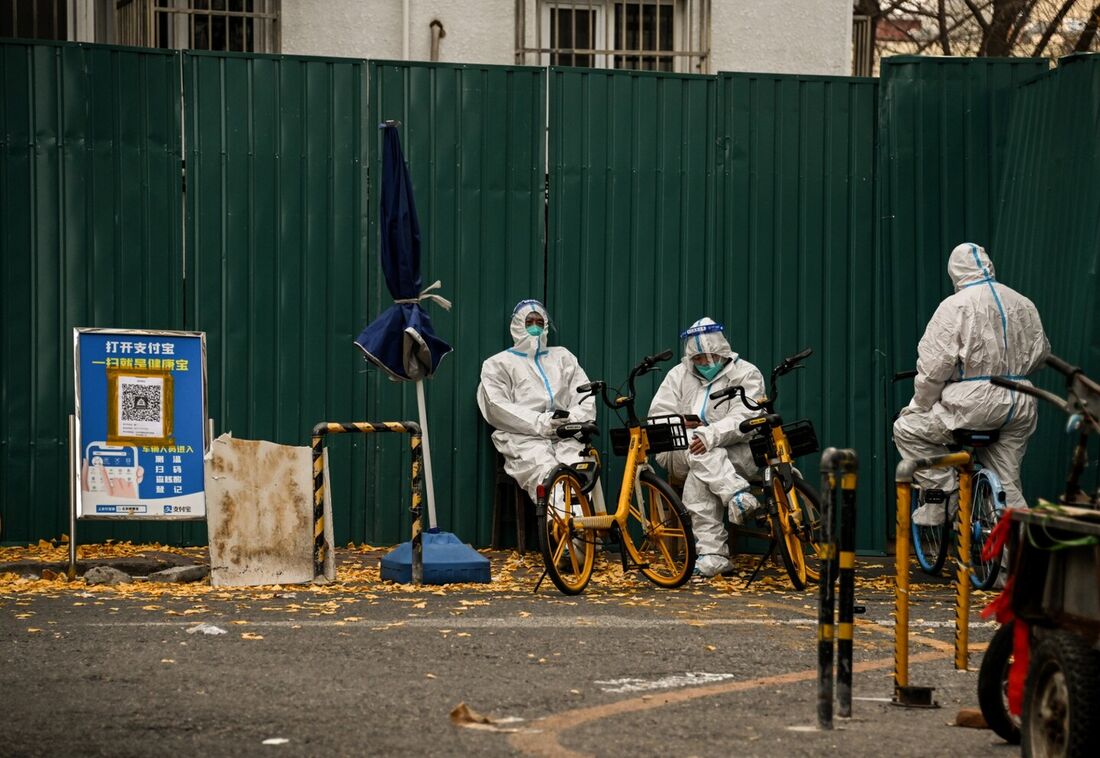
top-left (537, 471), bottom-right (596, 595)
top-left (970, 471), bottom-right (1004, 590)
top-left (626, 471), bottom-right (695, 588)
top-left (790, 476), bottom-right (824, 583)
top-left (771, 477), bottom-right (809, 590)
top-left (911, 488), bottom-right (951, 576)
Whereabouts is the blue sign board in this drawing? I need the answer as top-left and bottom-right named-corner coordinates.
top-left (74, 329), bottom-right (208, 519)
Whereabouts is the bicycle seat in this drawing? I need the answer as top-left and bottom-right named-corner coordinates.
top-left (950, 429), bottom-right (1000, 449)
top-left (556, 422), bottom-right (599, 442)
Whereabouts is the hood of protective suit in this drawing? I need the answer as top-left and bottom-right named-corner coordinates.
top-left (509, 299), bottom-right (550, 353)
top-left (948, 243), bottom-right (997, 291)
top-left (680, 317), bottom-right (736, 379)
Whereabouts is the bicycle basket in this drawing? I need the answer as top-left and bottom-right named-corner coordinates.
top-left (749, 419), bottom-right (819, 467)
top-left (609, 414), bottom-right (690, 456)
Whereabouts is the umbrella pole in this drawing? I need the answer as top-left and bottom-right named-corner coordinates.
top-left (415, 379), bottom-right (439, 529)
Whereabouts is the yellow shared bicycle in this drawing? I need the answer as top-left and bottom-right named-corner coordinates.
top-left (535, 350), bottom-right (696, 595)
top-left (710, 348), bottom-right (824, 590)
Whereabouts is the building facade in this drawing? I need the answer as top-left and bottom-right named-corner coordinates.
top-left (4, 0), bottom-right (855, 77)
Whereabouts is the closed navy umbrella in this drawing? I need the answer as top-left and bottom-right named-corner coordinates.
top-left (356, 124), bottom-right (452, 532)
top-left (356, 124), bottom-right (453, 382)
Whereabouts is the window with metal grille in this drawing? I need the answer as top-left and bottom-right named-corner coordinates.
top-left (517, 0), bottom-right (710, 74)
top-left (851, 14), bottom-right (873, 76)
top-left (0, 0), bottom-right (68, 40)
top-left (115, 0), bottom-right (280, 53)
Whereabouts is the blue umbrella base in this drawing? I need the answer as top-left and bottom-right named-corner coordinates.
top-left (379, 531), bottom-right (491, 584)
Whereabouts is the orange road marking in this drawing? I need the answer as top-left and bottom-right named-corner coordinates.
top-left (508, 622), bottom-right (987, 758)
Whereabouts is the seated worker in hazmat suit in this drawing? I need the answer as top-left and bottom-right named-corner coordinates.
top-left (477, 299), bottom-right (597, 502)
top-left (649, 318), bottom-right (767, 577)
top-left (895, 243), bottom-right (1049, 525)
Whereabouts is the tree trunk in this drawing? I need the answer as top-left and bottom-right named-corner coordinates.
top-left (982, 0), bottom-right (1029, 56)
top-left (937, 0), bottom-right (952, 55)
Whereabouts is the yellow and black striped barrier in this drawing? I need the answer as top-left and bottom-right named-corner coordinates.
top-left (310, 421), bottom-right (424, 584)
top-left (893, 451), bottom-right (973, 707)
top-left (818, 447), bottom-right (859, 730)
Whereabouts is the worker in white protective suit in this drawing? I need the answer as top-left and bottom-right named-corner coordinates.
top-left (895, 243), bottom-right (1050, 525)
top-left (477, 299), bottom-right (597, 501)
top-left (649, 318), bottom-right (767, 577)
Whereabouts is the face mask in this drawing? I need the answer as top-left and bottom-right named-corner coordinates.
top-left (696, 361), bottom-right (722, 381)
top-left (526, 325), bottom-right (544, 337)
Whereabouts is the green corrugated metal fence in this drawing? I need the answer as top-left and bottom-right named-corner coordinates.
top-left (184, 51), bottom-right (371, 546)
top-left (0, 41), bottom-right (183, 545)
top-left (547, 67), bottom-right (719, 514)
top-left (3, 38), bottom-right (1096, 553)
top-left (717, 72), bottom-right (882, 552)
top-left (365, 61), bottom-right (546, 546)
top-left (994, 54), bottom-right (1100, 504)
top-left (876, 56), bottom-right (1050, 538)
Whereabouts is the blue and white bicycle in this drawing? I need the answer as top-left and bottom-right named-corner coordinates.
top-left (894, 371), bottom-right (1008, 590)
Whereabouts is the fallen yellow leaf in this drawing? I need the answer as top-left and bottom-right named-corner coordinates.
top-left (27, 628), bottom-right (43, 633)
top-left (241, 632), bottom-right (264, 640)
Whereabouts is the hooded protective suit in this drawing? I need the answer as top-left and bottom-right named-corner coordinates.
top-left (477, 300), bottom-right (597, 500)
top-left (895, 244), bottom-right (1049, 520)
top-left (649, 318), bottom-right (766, 576)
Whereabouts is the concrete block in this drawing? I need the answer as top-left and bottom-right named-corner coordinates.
top-left (147, 565), bottom-right (209, 583)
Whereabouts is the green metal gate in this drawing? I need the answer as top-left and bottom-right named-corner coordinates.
top-left (366, 61), bottom-right (546, 546)
top-left (0, 41), bottom-right (183, 545)
top-left (994, 55), bottom-right (1100, 504)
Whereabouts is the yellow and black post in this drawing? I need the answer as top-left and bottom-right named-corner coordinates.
top-left (310, 421), bottom-right (424, 584)
top-left (954, 464), bottom-right (973, 671)
top-left (819, 447), bottom-right (859, 729)
top-left (836, 454), bottom-right (859, 718)
top-left (893, 451), bottom-right (970, 707)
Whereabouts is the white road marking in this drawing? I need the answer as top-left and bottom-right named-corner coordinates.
top-left (594, 672), bottom-right (735, 693)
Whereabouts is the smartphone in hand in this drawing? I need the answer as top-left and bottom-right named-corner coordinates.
top-left (552, 409), bottom-right (570, 419)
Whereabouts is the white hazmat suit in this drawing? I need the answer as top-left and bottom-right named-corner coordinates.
top-left (649, 318), bottom-right (766, 577)
top-left (477, 300), bottom-right (597, 500)
top-left (895, 244), bottom-right (1049, 523)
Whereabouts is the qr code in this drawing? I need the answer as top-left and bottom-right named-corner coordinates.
top-left (121, 383), bottom-right (162, 423)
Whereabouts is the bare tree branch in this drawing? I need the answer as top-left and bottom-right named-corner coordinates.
top-left (1073, 2), bottom-right (1100, 52)
top-left (964, 0), bottom-right (993, 32)
top-left (1032, 0), bottom-right (1080, 56)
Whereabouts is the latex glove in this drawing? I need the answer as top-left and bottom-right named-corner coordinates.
top-left (535, 412), bottom-right (569, 438)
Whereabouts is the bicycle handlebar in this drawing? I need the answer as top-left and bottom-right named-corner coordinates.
top-left (893, 369), bottom-right (918, 381)
top-left (990, 376), bottom-right (1070, 413)
top-left (1046, 354), bottom-right (1078, 377)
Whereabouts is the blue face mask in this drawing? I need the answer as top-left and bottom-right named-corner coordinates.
top-left (696, 361), bottom-right (722, 381)
top-left (526, 325), bottom-right (544, 337)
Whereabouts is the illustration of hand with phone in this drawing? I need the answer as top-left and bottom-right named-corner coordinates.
top-left (81, 443), bottom-right (144, 498)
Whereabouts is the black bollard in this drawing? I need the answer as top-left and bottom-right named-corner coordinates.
top-left (819, 448), bottom-right (859, 728)
top-left (837, 465), bottom-right (858, 717)
top-left (817, 473), bottom-right (837, 730)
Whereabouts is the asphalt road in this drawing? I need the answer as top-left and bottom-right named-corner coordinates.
top-left (1, 551), bottom-right (1011, 758)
